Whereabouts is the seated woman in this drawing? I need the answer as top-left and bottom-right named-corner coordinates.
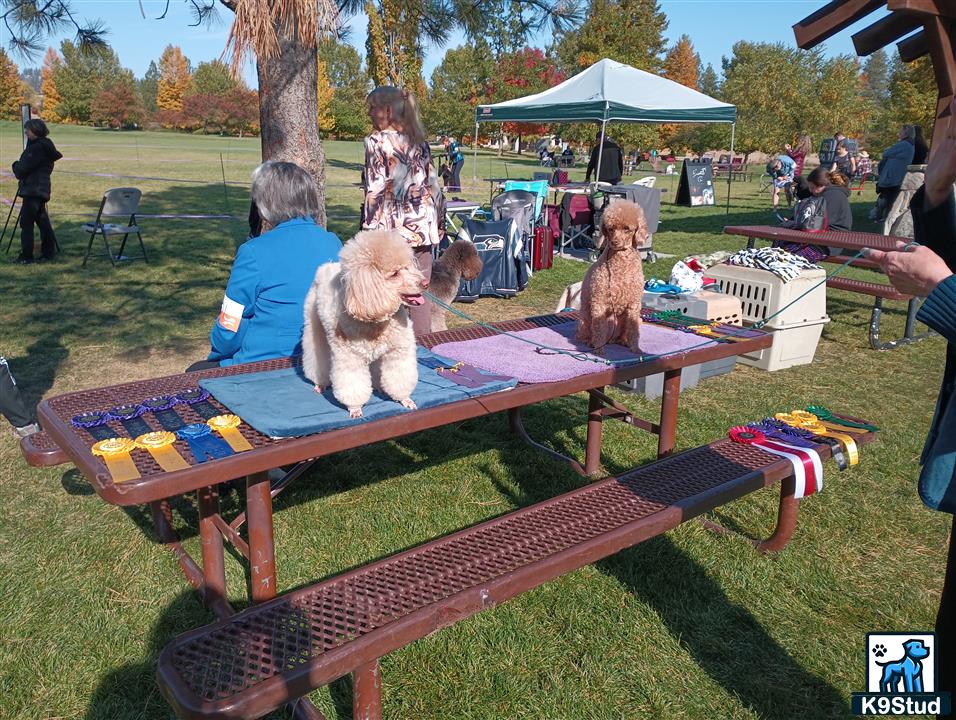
top-left (818, 166), bottom-right (853, 232)
top-left (194, 161), bottom-right (342, 370)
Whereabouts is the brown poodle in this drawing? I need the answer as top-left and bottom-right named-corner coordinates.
top-left (301, 230), bottom-right (427, 418)
top-left (576, 201), bottom-right (648, 354)
top-left (428, 239), bottom-right (483, 332)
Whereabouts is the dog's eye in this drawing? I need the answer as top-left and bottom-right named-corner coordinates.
top-left (388, 270), bottom-right (400, 278)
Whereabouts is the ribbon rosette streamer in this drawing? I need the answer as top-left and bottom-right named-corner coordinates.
top-left (729, 426), bottom-right (823, 498)
top-left (91, 437), bottom-right (140, 483)
top-left (135, 431), bottom-right (191, 472)
top-left (177, 423), bottom-right (234, 463)
top-left (776, 412), bottom-right (859, 465)
top-left (207, 414), bottom-right (253, 452)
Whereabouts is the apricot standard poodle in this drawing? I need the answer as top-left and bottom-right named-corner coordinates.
top-left (576, 201), bottom-right (648, 354)
top-left (301, 230), bottom-right (427, 418)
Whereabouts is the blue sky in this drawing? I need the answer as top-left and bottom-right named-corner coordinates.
top-left (1, 0), bottom-right (892, 86)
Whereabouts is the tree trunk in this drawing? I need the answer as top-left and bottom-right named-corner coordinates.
top-left (257, 36), bottom-right (327, 226)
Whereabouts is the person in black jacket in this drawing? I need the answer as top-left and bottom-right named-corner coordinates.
top-left (12, 119), bottom-right (62, 264)
top-left (585, 131), bottom-right (624, 185)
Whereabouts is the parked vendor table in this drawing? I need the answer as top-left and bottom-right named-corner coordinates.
top-left (29, 313), bottom-right (770, 627)
top-left (723, 225), bottom-right (931, 350)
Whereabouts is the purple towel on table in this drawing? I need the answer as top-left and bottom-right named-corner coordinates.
top-left (431, 321), bottom-right (715, 383)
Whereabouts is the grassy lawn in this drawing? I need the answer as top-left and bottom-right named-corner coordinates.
top-left (0, 121), bottom-right (948, 719)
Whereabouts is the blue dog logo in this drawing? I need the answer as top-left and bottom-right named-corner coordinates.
top-left (877, 639), bottom-right (930, 693)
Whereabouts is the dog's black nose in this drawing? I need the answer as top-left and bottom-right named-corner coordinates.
top-left (421, 278), bottom-right (429, 289)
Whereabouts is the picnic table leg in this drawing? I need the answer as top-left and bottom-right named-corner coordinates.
top-left (747, 237), bottom-right (756, 249)
top-left (150, 499), bottom-right (215, 610)
top-left (657, 369), bottom-right (681, 458)
top-left (246, 471), bottom-right (277, 603)
top-left (756, 477), bottom-right (798, 553)
top-left (197, 486), bottom-right (229, 614)
top-left (904, 297), bottom-right (919, 339)
top-left (353, 660), bottom-right (383, 720)
top-left (584, 389), bottom-right (604, 475)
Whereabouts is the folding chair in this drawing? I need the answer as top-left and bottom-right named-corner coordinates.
top-left (82, 188), bottom-right (148, 267)
top-left (558, 193), bottom-right (594, 255)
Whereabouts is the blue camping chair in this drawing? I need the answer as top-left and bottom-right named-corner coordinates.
top-left (503, 180), bottom-right (548, 219)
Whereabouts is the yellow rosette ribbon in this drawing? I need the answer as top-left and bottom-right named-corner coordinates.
top-left (208, 414), bottom-right (253, 452)
top-left (775, 412), bottom-right (859, 465)
top-left (91, 437), bottom-right (140, 483)
top-left (788, 409), bottom-right (869, 435)
top-left (135, 431), bottom-right (190, 472)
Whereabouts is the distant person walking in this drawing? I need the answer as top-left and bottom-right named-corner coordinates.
top-left (585, 131), bottom-right (624, 185)
top-left (363, 86), bottom-right (442, 337)
top-left (12, 119), bottom-right (61, 264)
top-left (785, 135), bottom-right (811, 178)
top-left (443, 136), bottom-right (464, 192)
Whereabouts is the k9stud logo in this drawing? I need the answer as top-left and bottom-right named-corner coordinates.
top-left (852, 633), bottom-right (950, 715)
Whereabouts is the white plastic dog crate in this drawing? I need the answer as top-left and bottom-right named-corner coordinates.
top-left (706, 263), bottom-right (829, 371)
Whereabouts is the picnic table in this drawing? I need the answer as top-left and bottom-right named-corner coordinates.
top-left (723, 225), bottom-right (933, 349)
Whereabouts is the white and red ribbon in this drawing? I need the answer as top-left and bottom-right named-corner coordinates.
top-left (729, 427), bottom-right (823, 499)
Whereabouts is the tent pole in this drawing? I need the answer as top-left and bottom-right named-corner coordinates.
top-left (726, 122), bottom-right (736, 215)
top-left (473, 119), bottom-right (479, 188)
top-left (593, 103), bottom-right (609, 193)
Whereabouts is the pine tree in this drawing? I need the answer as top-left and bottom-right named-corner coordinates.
top-left (554, 0), bottom-right (668, 74)
top-left (139, 61), bottom-right (160, 113)
top-left (157, 45), bottom-right (191, 112)
top-left (0, 49), bottom-right (22, 120)
top-left (699, 63), bottom-right (719, 97)
top-left (39, 47), bottom-right (62, 122)
top-left (663, 35), bottom-right (699, 89)
top-left (190, 60), bottom-right (236, 96)
top-left (316, 57), bottom-right (335, 133)
top-left (862, 49), bottom-right (891, 105)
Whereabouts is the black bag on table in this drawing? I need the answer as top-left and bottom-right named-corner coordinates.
top-left (455, 218), bottom-right (524, 301)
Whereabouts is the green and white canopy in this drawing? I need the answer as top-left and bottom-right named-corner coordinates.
top-left (475, 58), bottom-right (736, 125)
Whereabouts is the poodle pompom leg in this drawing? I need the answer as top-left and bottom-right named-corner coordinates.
top-left (330, 355), bottom-right (373, 419)
top-left (376, 345), bottom-right (419, 410)
top-left (625, 312), bottom-right (642, 354)
top-left (589, 314), bottom-right (614, 352)
top-left (430, 305), bottom-right (448, 333)
top-left (301, 306), bottom-right (331, 391)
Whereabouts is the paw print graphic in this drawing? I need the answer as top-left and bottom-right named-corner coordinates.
top-left (873, 643), bottom-right (887, 658)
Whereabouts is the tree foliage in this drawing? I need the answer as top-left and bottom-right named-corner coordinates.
top-left (92, 77), bottom-right (145, 129)
top-left (663, 35), bottom-right (699, 90)
top-left (39, 47), bottom-right (62, 122)
top-left (157, 45), bottom-right (191, 112)
top-left (139, 61), bottom-right (159, 114)
top-left (190, 60), bottom-right (236, 96)
top-left (488, 48), bottom-right (565, 139)
top-left (424, 42), bottom-right (495, 139)
top-left (553, 0), bottom-right (668, 75)
top-left (699, 63), bottom-right (719, 97)
top-left (0, 49), bottom-right (21, 120)
top-left (317, 38), bottom-right (370, 138)
top-left (316, 56), bottom-right (335, 133)
top-left (866, 54), bottom-right (936, 152)
top-left (52, 41), bottom-right (127, 123)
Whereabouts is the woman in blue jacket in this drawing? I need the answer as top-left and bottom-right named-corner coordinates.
top-left (203, 161), bottom-right (342, 368)
top-left (873, 124), bottom-right (916, 221)
top-left (867, 100), bottom-right (956, 696)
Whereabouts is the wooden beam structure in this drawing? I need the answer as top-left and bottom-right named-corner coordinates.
top-left (795, 0), bottom-right (956, 159)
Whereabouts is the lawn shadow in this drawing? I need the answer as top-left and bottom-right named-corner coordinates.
top-left (491, 446), bottom-right (850, 720)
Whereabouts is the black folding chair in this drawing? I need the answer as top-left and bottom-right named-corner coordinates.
top-left (82, 188), bottom-right (148, 267)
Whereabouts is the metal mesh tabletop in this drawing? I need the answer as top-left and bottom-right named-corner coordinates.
top-left (724, 225), bottom-right (910, 251)
top-left (158, 438), bottom-right (809, 716)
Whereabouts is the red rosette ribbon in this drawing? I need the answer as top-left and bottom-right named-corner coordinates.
top-left (729, 426), bottom-right (766, 444)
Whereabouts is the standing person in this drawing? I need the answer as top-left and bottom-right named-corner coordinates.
top-left (785, 134), bottom-right (811, 179)
top-left (443, 135), bottom-right (464, 192)
top-left (830, 140), bottom-right (857, 183)
top-left (363, 85), bottom-right (442, 337)
top-left (767, 154), bottom-right (796, 211)
top-left (873, 124), bottom-right (916, 222)
top-left (11, 119), bottom-right (62, 264)
top-left (864, 98), bottom-right (956, 700)
top-left (0, 355), bottom-right (39, 438)
top-left (913, 124), bottom-right (930, 165)
top-left (585, 131), bottom-right (624, 185)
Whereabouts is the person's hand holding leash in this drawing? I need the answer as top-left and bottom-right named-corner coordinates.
top-left (865, 240), bottom-right (953, 297)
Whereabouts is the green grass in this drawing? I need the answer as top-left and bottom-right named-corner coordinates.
top-left (0, 121), bottom-right (948, 719)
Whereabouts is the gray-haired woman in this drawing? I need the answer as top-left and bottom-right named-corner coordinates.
top-left (191, 161), bottom-right (342, 371)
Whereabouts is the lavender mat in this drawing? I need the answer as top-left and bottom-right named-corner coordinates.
top-left (431, 321), bottom-right (715, 383)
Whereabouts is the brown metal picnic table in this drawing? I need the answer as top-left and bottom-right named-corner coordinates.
top-left (30, 312), bottom-right (771, 622)
top-left (723, 225), bottom-right (931, 349)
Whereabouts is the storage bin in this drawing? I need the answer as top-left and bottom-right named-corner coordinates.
top-left (706, 263), bottom-right (827, 328)
top-left (706, 263), bottom-right (830, 371)
top-left (642, 289), bottom-right (743, 326)
top-left (617, 362), bottom-right (701, 400)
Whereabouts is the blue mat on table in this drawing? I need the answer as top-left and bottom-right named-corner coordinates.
top-left (199, 347), bottom-right (517, 439)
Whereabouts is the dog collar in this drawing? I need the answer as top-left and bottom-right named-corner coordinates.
top-left (91, 437), bottom-right (140, 483)
top-left (135, 431), bottom-right (190, 472)
top-left (207, 414), bottom-right (253, 452)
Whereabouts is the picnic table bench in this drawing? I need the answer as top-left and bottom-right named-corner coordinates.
top-left (23, 313), bottom-right (785, 718)
top-left (724, 225), bottom-right (933, 350)
top-left (156, 428), bottom-right (872, 719)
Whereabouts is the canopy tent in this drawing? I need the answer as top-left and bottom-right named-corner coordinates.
top-left (473, 58), bottom-right (738, 209)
